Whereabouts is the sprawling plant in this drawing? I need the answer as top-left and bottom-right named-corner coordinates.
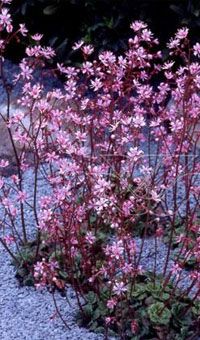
top-left (0, 1), bottom-right (199, 338)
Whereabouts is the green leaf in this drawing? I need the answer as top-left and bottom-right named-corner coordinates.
top-left (148, 302), bottom-right (171, 325)
top-left (138, 293), bottom-right (147, 300)
top-left (131, 284), bottom-right (146, 297)
top-left (89, 321), bottom-right (98, 330)
top-left (83, 303), bottom-right (93, 317)
top-left (92, 308), bottom-right (101, 320)
top-left (95, 326), bottom-right (105, 334)
top-left (146, 282), bottom-right (162, 295)
top-left (192, 301), bottom-right (200, 316)
top-left (163, 292), bottom-right (170, 299)
top-left (85, 291), bottom-right (97, 304)
top-left (23, 274), bottom-right (34, 286)
top-left (89, 214), bottom-right (97, 224)
top-left (59, 271), bottom-right (68, 279)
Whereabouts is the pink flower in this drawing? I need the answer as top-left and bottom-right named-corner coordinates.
top-left (82, 44), bottom-right (94, 55)
top-left (57, 63), bottom-right (68, 74)
top-left (90, 77), bottom-right (103, 91)
top-left (19, 23), bottom-right (28, 36)
top-left (151, 190), bottom-right (161, 203)
top-left (175, 27), bottom-right (189, 40)
top-left (25, 45), bottom-right (55, 59)
top-left (17, 191), bottom-right (27, 203)
top-left (113, 281), bottom-right (127, 295)
top-left (82, 61), bottom-right (94, 75)
top-left (132, 114), bottom-right (146, 128)
top-left (130, 21), bottom-right (147, 32)
top-left (167, 38), bottom-right (180, 49)
top-left (31, 33), bottom-right (43, 41)
top-left (0, 159), bottom-right (9, 167)
top-left (85, 232), bottom-right (96, 245)
top-left (0, 8), bottom-right (11, 27)
top-left (105, 241), bottom-right (124, 260)
top-left (19, 60), bottom-right (33, 80)
top-left (122, 200), bottom-right (133, 217)
top-left (122, 263), bottom-right (133, 274)
top-left (105, 317), bottom-right (115, 325)
top-left (2, 198), bottom-right (10, 209)
top-left (72, 40), bottom-right (84, 50)
top-left (46, 151), bottom-right (59, 162)
top-left (127, 147), bottom-right (144, 162)
top-left (163, 61), bottom-right (175, 70)
top-left (3, 235), bottom-right (15, 245)
top-left (171, 263), bottom-right (182, 275)
top-left (107, 298), bottom-right (117, 309)
top-left (193, 42), bottom-right (200, 57)
top-left (141, 28), bottom-right (153, 42)
top-left (99, 51), bottom-right (116, 66)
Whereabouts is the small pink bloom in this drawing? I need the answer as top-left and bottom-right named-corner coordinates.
top-left (31, 33), bottom-right (43, 41)
top-left (85, 232), bottom-right (96, 245)
top-left (17, 191), bottom-right (27, 203)
top-left (130, 21), bottom-right (147, 32)
top-left (193, 42), bottom-right (200, 57)
top-left (107, 298), bottom-right (117, 309)
top-left (82, 44), bottom-right (94, 55)
top-left (175, 27), bottom-right (189, 40)
top-left (171, 263), bottom-right (182, 275)
top-left (113, 281), bottom-right (127, 295)
top-left (0, 159), bottom-right (9, 167)
top-left (0, 8), bottom-right (11, 27)
top-left (72, 40), bottom-right (84, 50)
top-left (99, 51), bottom-right (116, 66)
top-left (3, 235), bottom-right (15, 245)
top-left (19, 23), bottom-right (28, 36)
top-left (127, 147), bottom-right (144, 162)
top-left (90, 77), bottom-right (103, 91)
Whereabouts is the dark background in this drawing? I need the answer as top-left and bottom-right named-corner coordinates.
top-left (8, 0), bottom-right (200, 64)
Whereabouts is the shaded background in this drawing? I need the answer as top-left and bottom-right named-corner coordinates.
top-left (7, 0), bottom-right (200, 64)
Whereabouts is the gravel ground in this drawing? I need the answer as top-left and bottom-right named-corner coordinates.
top-left (135, 237), bottom-right (197, 296)
top-left (0, 243), bottom-right (104, 340)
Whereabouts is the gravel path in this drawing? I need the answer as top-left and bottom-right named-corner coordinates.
top-left (0, 243), bottom-right (104, 340)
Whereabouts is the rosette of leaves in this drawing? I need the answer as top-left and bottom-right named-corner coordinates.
top-left (77, 273), bottom-right (199, 339)
top-left (148, 302), bottom-right (171, 325)
top-left (13, 239), bottom-right (52, 286)
top-left (78, 273), bottom-right (200, 340)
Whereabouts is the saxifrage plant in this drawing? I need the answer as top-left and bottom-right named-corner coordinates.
top-left (0, 1), bottom-right (199, 338)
